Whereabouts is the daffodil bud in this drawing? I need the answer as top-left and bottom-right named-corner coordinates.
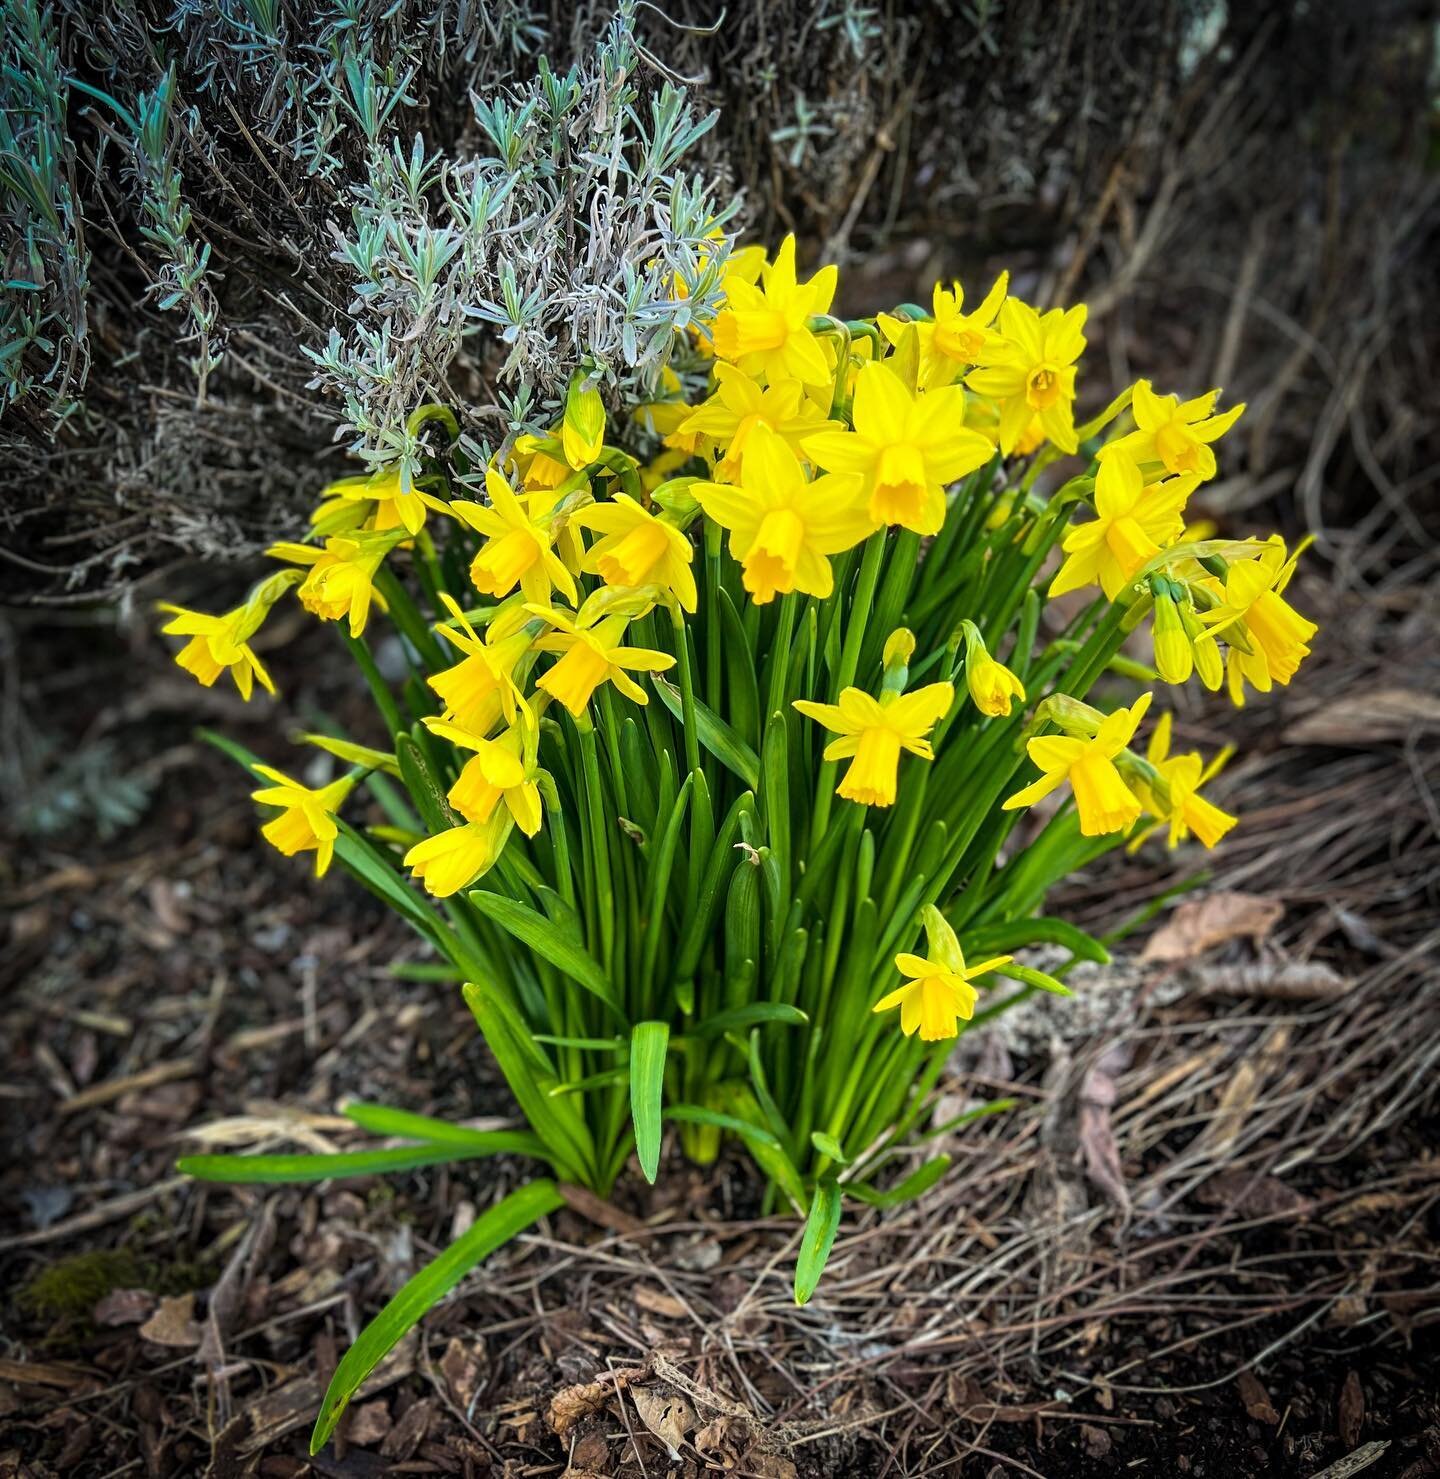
top-left (562, 374), bottom-right (606, 470)
top-left (1152, 590), bottom-right (1193, 684)
top-left (961, 620), bottom-right (1026, 718)
top-left (1180, 603), bottom-right (1223, 690)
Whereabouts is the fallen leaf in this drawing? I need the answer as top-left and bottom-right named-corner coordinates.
top-left (343, 1399), bottom-right (392, 1447)
top-left (1142, 892), bottom-right (1284, 963)
top-left (631, 1386), bottom-right (696, 1459)
top-left (750, 1459), bottom-right (798, 1479)
top-left (1237, 1370), bottom-right (1279, 1424)
top-left (1338, 1370), bottom-right (1365, 1447)
top-left (439, 1336), bottom-right (486, 1413)
top-left (546, 1367), bottom-right (648, 1435)
top-left (92, 1289), bottom-right (156, 1327)
top-left (1284, 688), bottom-right (1440, 747)
top-left (138, 1293), bottom-right (203, 1348)
top-left (1194, 1171), bottom-right (1315, 1220)
top-left (633, 1285), bottom-right (688, 1319)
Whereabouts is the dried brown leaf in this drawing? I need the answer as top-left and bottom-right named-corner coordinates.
top-left (92, 1288), bottom-right (156, 1327)
top-left (1237, 1370), bottom-right (1279, 1424)
top-left (1142, 891), bottom-right (1284, 963)
top-left (1338, 1371), bottom-right (1365, 1447)
top-left (546, 1367), bottom-right (648, 1435)
top-left (138, 1293), bottom-right (203, 1348)
top-left (631, 1386), bottom-right (696, 1459)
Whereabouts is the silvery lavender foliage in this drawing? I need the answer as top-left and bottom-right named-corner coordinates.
top-left (307, 12), bottom-right (733, 489)
top-left (0, 0), bottom-right (735, 594)
top-left (0, 0), bottom-right (90, 436)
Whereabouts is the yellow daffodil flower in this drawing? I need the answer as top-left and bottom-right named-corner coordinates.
top-left (1003, 692), bottom-right (1153, 836)
top-left (509, 434), bottom-right (572, 492)
top-left (1128, 712), bottom-right (1236, 850)
top-left (1049, 453), bottom-right (1197, 602)
top-left (794, 681), bottom-right (954, 807)
top-left (712, 234), bottom-right (838, 387)
top-left (158, 570), bottom-right (299, 700)
top-left (250, 765), bottom-right (355, 876)
top-left (1198, 536), bottom-right (1317, 705)
top-left (311, 466), bottom-right (451, 538)
top-left (801, 362), bottom-right (993, 535)
top-left (967, 299), bottom-right (1087, 454)
top-left (527, 603), bottom-right (676, 716)
top-left (573, 493), bottom-right (697, 613)
top-left (426, 712), bottom-right (543, 838)
top-left (404, 813), bottom-right (512, 897)
top-left (450, 468), bottom-right (579, 607)
top-left (879, 271), bottom-right (1008, 389)
top-left (1101, 380), bottom-right (1245, 481)
top-left (961, 620), bottom-right (1026, 717)
top-left (872, 905), bottom-right (1011, 1041)
top-left (428, 592), bottom-right (532, 733)
top-left (693, 423), bottom-right (874, 604)
top-left (268, 530), bottom-right (402, 638)
top-left (678, 366), bottom-right (836, 481)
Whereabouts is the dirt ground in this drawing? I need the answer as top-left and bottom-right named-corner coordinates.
top-left (2, 554), bottom-right (1439, 1478)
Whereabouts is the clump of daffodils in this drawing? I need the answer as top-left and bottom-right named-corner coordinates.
top-left (163, 238), bottom-right (1314, 1436)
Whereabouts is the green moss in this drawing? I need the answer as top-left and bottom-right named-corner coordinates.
top-left (17, 1248), bottom-right (146, 1320)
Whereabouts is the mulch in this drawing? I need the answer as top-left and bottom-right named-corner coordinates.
top-left (2, 564), bottom-right (1438, 1479)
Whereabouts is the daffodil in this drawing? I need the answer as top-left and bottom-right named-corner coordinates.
top-left (158, 570), bottom-right (299, 700)
top-left (712, 234), bottom-right (838, 387)
top-left (961, 620), bottom-right (1026, 717)
top-left (1198, 537), bottom-right (1317, 705)
top-left (573, 493), bottom-right (697, 612)
top-left (450, 468), bottom-right (579, 607)
top-left (872, 905), bottom-right (1011, 1041)
top-left (428, 593), bottom-right (532, 733)
top-left (879, 272), bottom-right (1008, 389)
top-left (1003, 692), bottom-right (1152, 836)
top-left (404, 813), bottom-right (512, 897)
top-left (1127, 712), bottom-right (1236, 850)
top-left (693, 423), bottom-right (874, 604)
top-left (1101, 380), bottom-right (1244, 481)
top-left (268, 530), bottom-right (402, 637)
top-left (250, 765), bottom-right (355, 876)
top-left (426, 712), bottom-right (543, 838)
top-left (528, 602), bottom-right (675, 716)
top-left (966, 299), bottom-right (1087, 454)
top-left (801, 362), bottom-right (992, 535)
top-left (1049, 453), bottom-right (1196, 602)
top-left (678, 366), bottom-right (836, 481)
top-left (311, 466), bottom-right (451, 538)
top-left (510, 434), bottom-right (571, 492)
top-left (562, 377), bottom-right (606, 470)
top-left (795, 681), bottom-right (954, 807)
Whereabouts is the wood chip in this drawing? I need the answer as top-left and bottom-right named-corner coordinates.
top-left (1236, 1369), bottom-right (1279, 1424)
top-left (58, 1059), bottom-right (197, 1114)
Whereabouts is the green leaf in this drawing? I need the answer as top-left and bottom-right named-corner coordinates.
top-left (664, 1104), bottom-right (779, 1148)
top-left (992, 962), bottom-right (1073, 996)
top-left (809, 1131), bottom-right (848, 1164)
top-left (311, 1180), bottom-right (562, 1453)
top-left (397, 732), bottom-right (451, 834)
top-left (466, 890), bottom-right (620, 1016)
top-left (197, 726), bottom-right (266, 777)
top-left (794, 1177), bottom-right (842, 1305)
top-left (652, 677), bottom-right (760, 790)
top-left (960, 915), bottom-right (1110, 965)
top-left (685, 1003), bottom-right (808, 1039)
top-left (340, 1102), bottom-right (545, 1156)
top-left (846, 1154), bottom-right (952, 1208)
top-left (177, 1144), bottom-right (503, 1183)
top-left (629, 1021), bottom-right (669, 1184)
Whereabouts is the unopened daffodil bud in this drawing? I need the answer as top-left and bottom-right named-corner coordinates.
top-left (1152, 587), bottom-right (1193, 684)
top-left (961, 620), bottom-right (1026, 718)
